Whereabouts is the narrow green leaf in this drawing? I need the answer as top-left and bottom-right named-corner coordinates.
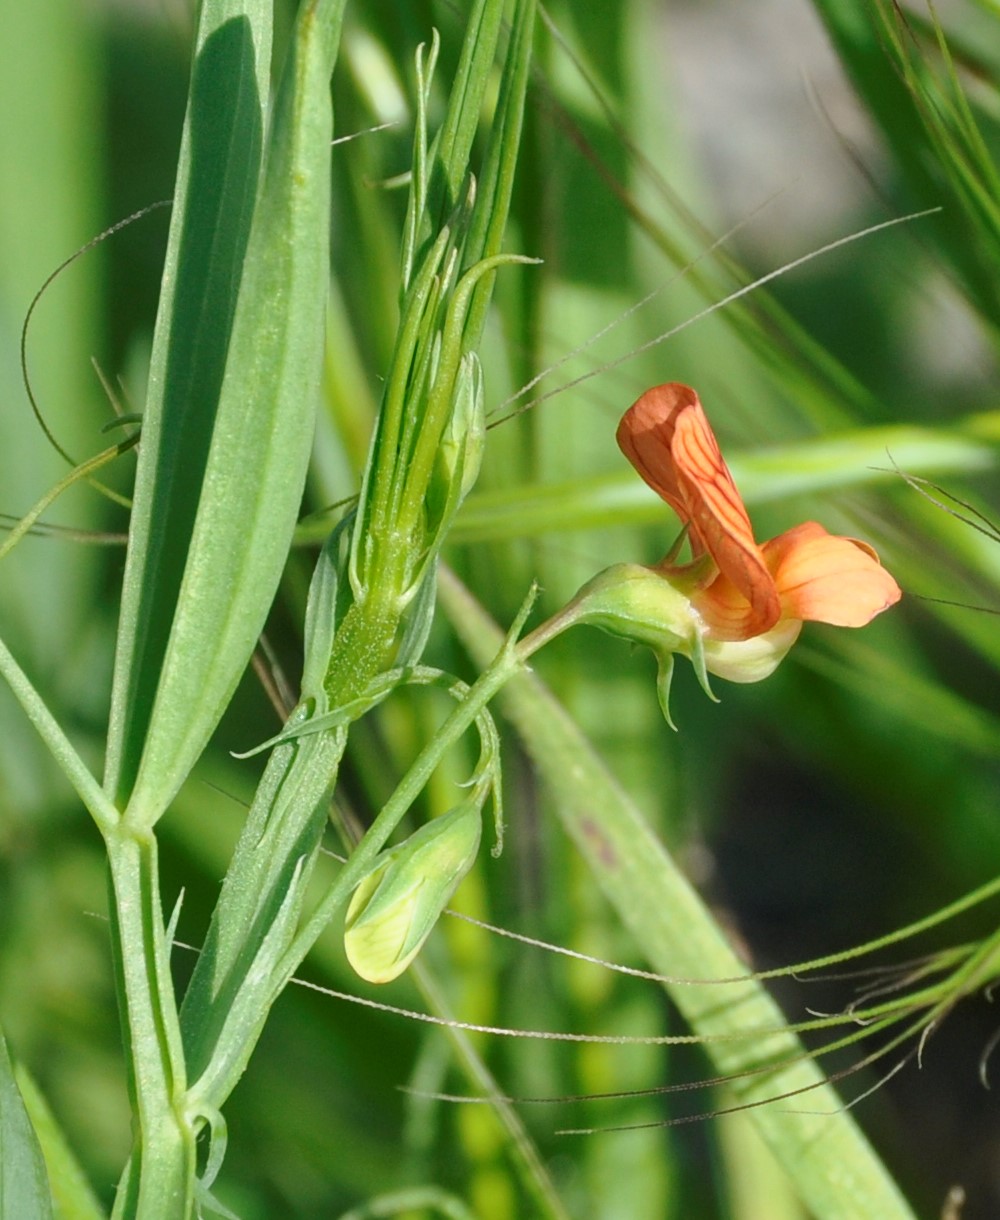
top-left (301, 522), bottom-right (346, 701)
top-left (12, 1068), bottom-right (104, 1220)
top-left (123, 0), bottom-right (348, 827)
top-left (461, 0), bottom-right (537, 348)
top-left (180, 724), bottom-right (348, 1096)
top-left (426, 0), bottom-right (507, 227)
top-left (105, 0), bottom-right (273, 808)
top-left (0, 1032), bottom-right (52, 1220)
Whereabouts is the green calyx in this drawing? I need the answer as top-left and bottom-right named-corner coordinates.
top-left (567, 562), bottom-right (805, 725)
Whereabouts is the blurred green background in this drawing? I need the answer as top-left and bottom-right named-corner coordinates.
top-left (3, 0), bottom-right (1000, 1216)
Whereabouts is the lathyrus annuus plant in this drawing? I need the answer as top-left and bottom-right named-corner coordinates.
top-left (0, 0), bottom-right (536, 1214)
top-left (3, 0), bottom-right (976, 1217)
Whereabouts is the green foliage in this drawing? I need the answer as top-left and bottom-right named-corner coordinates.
top-left (108, 0), bottom-right (343, 828)
top-left (815, 0), bottom-right (1000, 326)
top-left (12, 1065), bottom-right (104, 1220)
top-left (0, 1033), bottom-right (52, 1220)
top-left (3, 1), bottom-right (1000, 1218)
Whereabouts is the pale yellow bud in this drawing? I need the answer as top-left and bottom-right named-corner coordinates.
top-left (344, 803), bottom-right (482, 984)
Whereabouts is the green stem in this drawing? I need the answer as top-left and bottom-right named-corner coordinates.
top-left (0, 637), bottom-right (194, 1209)
top-left (936, 921), bottom-right (1000, 1004)
top-left (106, 829), bottom-right (194, 1219)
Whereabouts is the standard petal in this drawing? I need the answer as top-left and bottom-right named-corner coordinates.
top-left (618, 383), bottom-right (779, 633)
top-left (670, 404), bottom-right (780, 633)
top-left (616, 383), bottom-right (696, 519)
top-left (764, 522), bottom-right (902, 627)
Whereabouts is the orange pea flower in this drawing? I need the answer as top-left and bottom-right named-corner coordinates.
top-left (567, 382), bottom-right (901, 715)
top-left (616, 383), bottom-right (901, 645)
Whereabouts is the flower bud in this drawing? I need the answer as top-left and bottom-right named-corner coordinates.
top-left (344, 803), bottom-right (483, 984)
top-left (426, 352), bottom-right (485, 538)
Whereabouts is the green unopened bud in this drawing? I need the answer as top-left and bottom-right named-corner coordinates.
top-left (426, 351), bottom-right (485, 533)
top-left (344, 802), bottom-right (483, 984)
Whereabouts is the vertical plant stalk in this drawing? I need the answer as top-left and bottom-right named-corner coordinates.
top-left (106, 831), bottom-right (193, 1218)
